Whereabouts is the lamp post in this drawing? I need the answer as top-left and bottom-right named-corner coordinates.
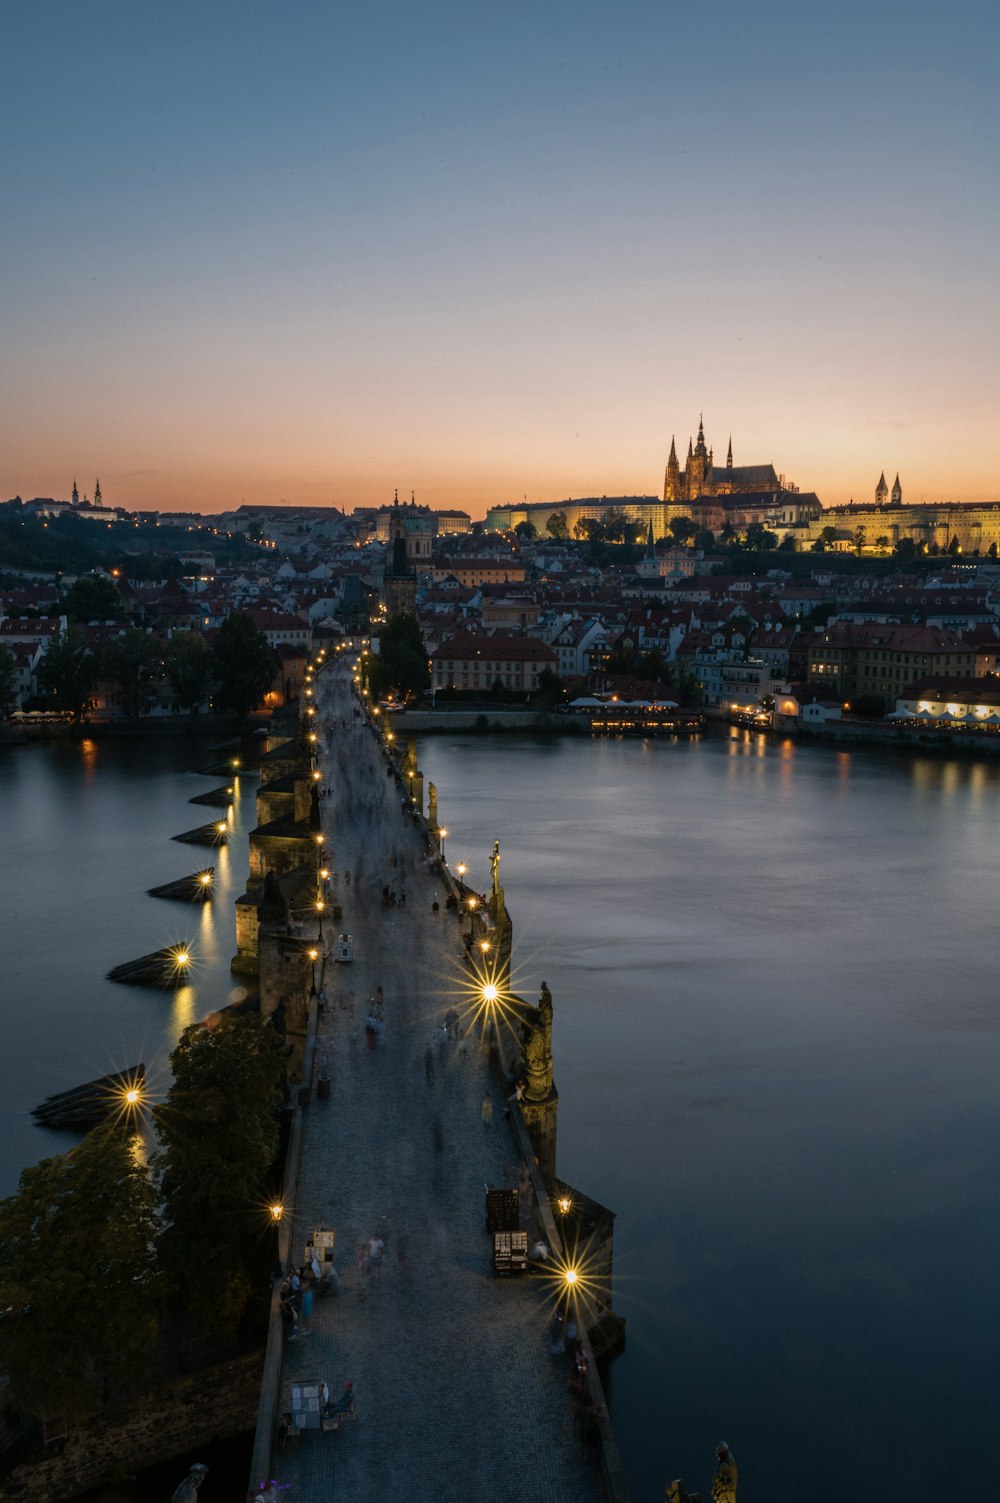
top-left (439, 826), bottom-right (448, 863)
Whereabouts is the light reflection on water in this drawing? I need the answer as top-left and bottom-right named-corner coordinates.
top-left (0, 736), bottom-right (256, 1193)
top-left (415, 727), bottom-right (1000, 1503)
top-left (3, 727), bottom-right (999, 1501)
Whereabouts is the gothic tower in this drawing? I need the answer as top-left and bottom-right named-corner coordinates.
top-left (891, 474), bottom-right (902, 504)
top-left (726, 436), bottom-right (733, 471)
top-left (663, 436), bottom-right (681, 503)
top-left (686, 415), bottom-right (713, 500)
top-left (876, 472), bottom-right (889, 504)
top-left (71, 478), bottom-right (79, 505)
top-left (94, 478), bottom-right (102, 506)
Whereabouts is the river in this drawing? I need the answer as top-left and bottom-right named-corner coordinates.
top-left (2, 726), bottom-right (998, 1502)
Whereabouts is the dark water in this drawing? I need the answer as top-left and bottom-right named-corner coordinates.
top-left (3, 728), bottom-right (999, 1502)
top-left (0, 735), bottom-right (258, 1193)
top-left (413, 729), bottom-right (1000, 1503)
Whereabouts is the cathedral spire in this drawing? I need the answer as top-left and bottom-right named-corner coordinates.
top-left (645, 520), bottom-right (655, 558)
top-left (875, 471), bottom-right (889, 504)
top-left (94, 478), bottom-right (102, 506)
top-left (726, 436), bottom-right (733, 469)
top-left (72, 478), bottom-right (79, 505)
top-left (891, 473), bottom-right (902, 504)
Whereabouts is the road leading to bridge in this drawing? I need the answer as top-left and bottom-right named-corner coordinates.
top-left (274, 663), bottom-right (607, 1502)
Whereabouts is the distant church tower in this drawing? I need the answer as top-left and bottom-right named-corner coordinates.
top-left (71, 478), bottom-right (79, 505)
top-left (94, 478), bottom-right (102, 506)
top-left (383, 491), bottom-right (417, 617)
top-left (891, 473), bottom-right (902, 504)
top-left (663, 436), bottom-right (681, 502)
top-left (876, 472), bottom-right (889, 504)
top-left (685, 415), bottom-right (713, 501)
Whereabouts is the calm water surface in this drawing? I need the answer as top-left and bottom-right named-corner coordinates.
top-left (3, 727), bottom-right (998, 1502)
top-left (1, 736), bottom-right (257, 1189)
top-left (414, 729), bottom-right (1000, 1503)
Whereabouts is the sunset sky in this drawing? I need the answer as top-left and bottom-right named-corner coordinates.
top-left (4, 1), bottom-right (998, 516)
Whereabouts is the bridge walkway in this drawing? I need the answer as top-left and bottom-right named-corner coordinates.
top-left (274, 664), bottom-right (606, 1502)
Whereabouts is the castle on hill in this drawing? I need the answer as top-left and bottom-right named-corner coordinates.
top-left (663, 416), bottom-right (783, 502)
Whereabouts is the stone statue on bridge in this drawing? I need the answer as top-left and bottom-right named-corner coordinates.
top-left (711, 1444), bottom-right (737, 1503)
top-left (522, 981), bottom-right (554, 1104)
top-left (171, 1463), bottom-right (209, 1502)
top-left (490, 839), bottom-right (500, 895)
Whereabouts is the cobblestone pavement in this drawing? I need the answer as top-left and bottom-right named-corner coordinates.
top-left (270, 666), bottom-right (607, 1503)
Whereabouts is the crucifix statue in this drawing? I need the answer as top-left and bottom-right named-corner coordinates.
top-left (490, 839), bottom-right (500, 896)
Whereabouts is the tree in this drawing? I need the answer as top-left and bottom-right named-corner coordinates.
top-left (893, 536), bottom-right (926, 561)
top-left (371, 612), bottom-right (429, 697)
top-left (990, 542), bottom-right (998, 560)
top-left (635, 648), bottom-right (668, 680)
top-left (600, 508), bottom-right (629, 543)
top-left (575, 518), bottom-right (605, 543)
top-left (853, 692), bottom-right (889, 719)
top-left (0, 644), bottom-right (16, 715)
top-left (534, 667), bottom-right (564, 706)
top-left (694, 529), bottom-right (715, 553)
top-left (154, 1015), bottom-right (285, 1341)
top-left (854, 526), bottom-right (866, 555)
top-left (62, 573), bottom-right (126, 624)
top-left (546, 511), bottom-right (569, 541)
top-left (102, 629), bottom-right (162, 718)
top-left (811, 525), bottom-right (839, 553)
top-left (668, 516), bottom-right (696, 546)
top-left (948, 534), bottom-right (962, 556)
top-left (211, 612), bottom-right (275, 717)
top-left (37, 628), bottom-right (98, 720)
top-left (0, 1127), bottom-right (158, 1423)
top-left (779, 533), bottom-right (798, 552)
top-left (875, 535), bottom-right (890, 553)
top-left (513, 520), bottom-right (537, 540)
top-left (745, 522), bottom-right (778, 552)
top-left (165, 632), bottom-right (212, 712)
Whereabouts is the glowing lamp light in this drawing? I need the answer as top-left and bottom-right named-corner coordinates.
top-left (319, 867), bottom-right (330, 880)
top-left (480, 939), bottom-right (491, 952)
top-left (315, 899), bottom-right (326, 912)
top-left (270, 1203), bottom-right (284, 1223)
top-left (457, 862), bottom-right (467, 878)
top-left (216, 821), bottom-right (227, 834)
top-left (308, 947), bottom-right (319, 962)
top-left (175, 951), bottom-right (190, 967)
top-left (231, 758), bottom-right (240, 769)
top-left (199, 873), bottom-right (213, 886)
top-left (314, 833), bottom-right (325, 845)
top-left (125, 1088), bottom-right (142, 1107)
top-left (312, 769), bottom-right (322, 781)
top-left (467, 896), bottom-right (478, 911)
top-left (558, 1196), bottom-right (573, 1215)
top-left (482, 983), bottom-right (499, 1003)
top-left (563, 1267), bottom-right (579, 1287)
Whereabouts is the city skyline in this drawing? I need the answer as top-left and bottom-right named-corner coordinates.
top-left (4, 0), bottom-right (998, 516)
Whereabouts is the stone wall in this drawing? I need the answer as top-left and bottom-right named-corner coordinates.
top-left (2, 1353), bottom-right (263, 1502)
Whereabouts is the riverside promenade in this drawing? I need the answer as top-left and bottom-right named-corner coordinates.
top-left (269, 662), bottom-right (615, 1502)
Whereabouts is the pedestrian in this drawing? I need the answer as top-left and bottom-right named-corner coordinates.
top-left (355, 1242), bottom-right (370, 1300)
top-left (368, 1233), bottom-right (384, 1274)
top-left (399, 886), bottom-right (406, 907)
top-left (424, 1046), bottom-right (435, 1085)
top-left (365, 1012), bottom-right (378, 1049)
top-left (300, 1282), bottom-right (314, 1335)
top-left (482, 1091), bottom-right (493, 1126)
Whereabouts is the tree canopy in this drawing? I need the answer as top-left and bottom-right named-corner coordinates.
top-left (102, 629), bottom-right (162, 717)
top-left (62, 573), bottom-right (126, 624)
top-left (371, 612), bottom-right (429, 697)
top-left (165, 632), bottom-right (212, 712)
top-left (0, 1127), bottom-right (159, 1422)
top-left (0, 645), bottom-right (16, 715)
top-left (154, 1014), bottom-right (285, 1340)
top-left (37, 628), bottom-right (98, 720)
top-left (211, 612), bottom-right (275, 717)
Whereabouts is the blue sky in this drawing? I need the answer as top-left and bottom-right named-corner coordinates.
top-left (3, 0), bottom-right (998, 511)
